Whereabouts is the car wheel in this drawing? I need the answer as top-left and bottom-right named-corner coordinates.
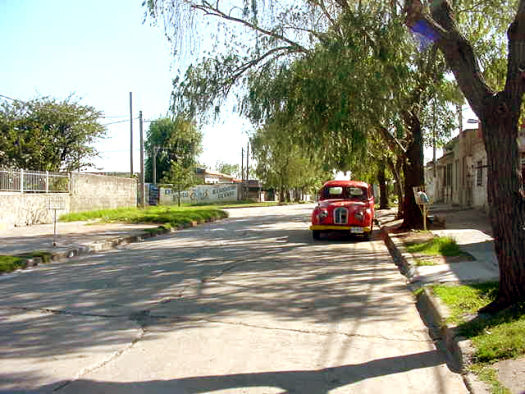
top-left (363, 231), bottom-right (371, 241)
top-left (312, 230), bottom-right (321, 240)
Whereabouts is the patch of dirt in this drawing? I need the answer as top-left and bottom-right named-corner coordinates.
top-left (395, 231), bottom-right (435, 244)
top-left (493, 356), bottom-right (525, 394)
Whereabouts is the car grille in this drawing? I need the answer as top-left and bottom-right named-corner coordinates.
top-left (334, 207), bottom-right (348, 224)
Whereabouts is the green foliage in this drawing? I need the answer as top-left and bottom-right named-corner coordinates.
top-left (250, 122), bottom-right (331, 201)
top-left (0, 256), bottom-right (25, 274)
top-left (0, 96), bottom-right (105, 171)
top-left (215, 162), bottom-right (240, 177)
top-left (59, 205), bottom-right (227, 227)
top-left (433, 282), bottom-right (525, 364)
top-left (405, 236), bottom-right (463, 256)
top-left (144, 115), bottom-right (202, 183)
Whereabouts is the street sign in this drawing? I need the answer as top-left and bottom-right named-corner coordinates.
top-left (47, 196), bottom-right (66, 247)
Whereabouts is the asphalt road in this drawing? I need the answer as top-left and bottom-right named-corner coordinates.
top-left (0, 204), bottom-right (466, 393)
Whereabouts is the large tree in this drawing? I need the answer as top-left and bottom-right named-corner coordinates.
top-left (146, 0), bottom-right (458, 229)
top-left (405, 0), bottom-right (525, 311)
top-left (145, 115), bottom-right (202, 183)
top-left (250, 121), bottom-right (332, 202)
top-left (0, 97), bottom-right (105, 171)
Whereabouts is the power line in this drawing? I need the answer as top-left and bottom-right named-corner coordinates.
top-left (1, 92), bottom-right (133, 122)
top-left (102, 118), bottom-right (136, 126)
top-left (0, 93), bottom-right (17, 102)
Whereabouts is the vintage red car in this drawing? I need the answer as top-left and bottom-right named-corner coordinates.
top-left (310, 180), bottom-right (375, 240)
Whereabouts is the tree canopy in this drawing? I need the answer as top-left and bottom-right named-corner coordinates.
top-left (145, 115), bottom-right (202, 184)
top-left (0, 96), bottom-right (105, 172)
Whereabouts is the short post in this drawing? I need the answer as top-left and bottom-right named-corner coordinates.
top-left (53, 208), bottom-right (57, 247)
top-left (48, 197), bottom-right (66, 247)
top-left (46, 171), bottom-right (49, 193)
top-left (20, 169), bottom-right (24, 193)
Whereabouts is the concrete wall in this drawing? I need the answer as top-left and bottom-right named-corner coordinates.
top-left (148, 183), bottom-right (241, 205)
top-left (69, 173), bottom-right (136, 212)
top-left (0, 193), bottom-right (71, 230)
top-left (0, 173), bottom-right (137, 229)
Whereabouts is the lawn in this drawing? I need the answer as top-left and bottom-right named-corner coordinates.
top-left (0, 256), bottom-right (25, 274)
top-left (432, 282), bottom-right (525, 392)
top-left (0, 251), bottom-right (52, 274)
top-left (59, 205), bottom-right (228, 227)
top-left (405, 236), bottom-right (463, 257)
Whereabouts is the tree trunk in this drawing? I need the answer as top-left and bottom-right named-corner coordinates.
top-left (480, 110), bottom-right (525, 310)
top-left (401, 113), bottom-right (424, 229)
top-left (377, 161), bottom-right (389, 209)
top-left (404, 0), bottom-right (525, 310)
top-left (387, 157), bottom-right (404, 219)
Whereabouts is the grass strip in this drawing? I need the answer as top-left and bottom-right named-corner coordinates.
top-left (414, 258), bottom-right (438, 266)
top-left (59, 206), bottom-right (228, 227)
top-left (406, 236), bottom-right (463, 256)
top-left (0, 251), bottom-right (54, 274)
top-left (432, 283), bottom-right (525, 362)
top-left (0, 256), bottom-right (25, 273)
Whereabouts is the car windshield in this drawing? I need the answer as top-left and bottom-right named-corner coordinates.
top-left (321, 186), bottom-right (367, 200)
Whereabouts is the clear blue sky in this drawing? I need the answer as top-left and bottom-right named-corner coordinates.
top-left (0, 0), bottom-right (249, 172)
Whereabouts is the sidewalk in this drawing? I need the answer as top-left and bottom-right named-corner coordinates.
top-left (377, 205), bottom-right (523, 394)
top-left (378, 204), bottom-right (499, 286)
top-left (0, 221), bottom-right (162, 265)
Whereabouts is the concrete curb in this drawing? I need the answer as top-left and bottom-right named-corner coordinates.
top-left (10, 217), bottom-right (222, 273)
top-left (380, 225), bottom-right (490, 394)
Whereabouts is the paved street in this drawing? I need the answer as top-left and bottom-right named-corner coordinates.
top-left (0, 204), bottom-right (466, 393)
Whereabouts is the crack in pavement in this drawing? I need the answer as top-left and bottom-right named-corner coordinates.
top-left (199, 318), bottom-right (434, 344)
top-left (4, 306), bottom-right (123, 319)
top-left (53, 326), bottom-right (147, 392)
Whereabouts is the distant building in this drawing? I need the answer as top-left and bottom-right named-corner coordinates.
top-left (195, 168), bottom-right (236, 184)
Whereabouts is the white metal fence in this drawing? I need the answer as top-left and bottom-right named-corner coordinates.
top-left (0, 169), bottom-right (70, 193)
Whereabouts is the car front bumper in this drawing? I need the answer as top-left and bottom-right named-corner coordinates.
top-left (310, 225), bottom-right (372, 233)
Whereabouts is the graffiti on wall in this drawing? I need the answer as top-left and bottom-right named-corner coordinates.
top-left (158, 184), bottom-right (239, 204)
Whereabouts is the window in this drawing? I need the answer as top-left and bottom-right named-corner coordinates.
top-left (476, 160), bottom-right (483, 186)
top-left (322, 186), bottom-right (343, 199)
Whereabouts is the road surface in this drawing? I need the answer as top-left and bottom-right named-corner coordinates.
top-left (0, 204), bottom-right (467, 393)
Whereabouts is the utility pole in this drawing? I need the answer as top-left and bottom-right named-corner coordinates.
top-left (241, 148), bottom-right (245, 200)
top-left (246, 142), bottom-right (250, 200)
top-left (139, 111), bottom-right (145, 208)
top-left (246, 142), bottom-right (250, 181)
top-left (153, 146), bottom-right (158, 186)
top-left (129, 92), bottom-right (134, 177)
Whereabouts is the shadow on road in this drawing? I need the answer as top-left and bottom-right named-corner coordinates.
top-left (0, 206), bottom-right (450, 392)
top-left (6, 350), bottom-right (443, 394)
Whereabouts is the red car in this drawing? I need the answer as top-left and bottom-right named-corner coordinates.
top-left (310, 180), bottom-right (375, 240)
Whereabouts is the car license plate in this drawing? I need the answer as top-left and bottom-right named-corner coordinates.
top-left (350, 227), bottom-right (364, 234)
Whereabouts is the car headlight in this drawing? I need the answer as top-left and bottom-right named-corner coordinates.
top-left (318, 209), bottom-right (329, 221)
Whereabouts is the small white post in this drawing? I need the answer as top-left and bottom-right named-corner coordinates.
top-left (53, 209), bottom-right (57, 247)
top-left (20, 169), bottom-right (24, 193)
top-left (46, 171), bottom-right (49, 193)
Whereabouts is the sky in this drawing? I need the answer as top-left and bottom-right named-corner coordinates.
top-left (0, 0), bottom-right (478, 175)
top-left (0, 0), bottom-right (250, 173)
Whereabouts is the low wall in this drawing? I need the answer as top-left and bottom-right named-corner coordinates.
top-left (0, 173), bottom-right (137, 229)
top-left (69, 173), bottom-right (137, 212)
top-left (0, 193), bottom-right (71, 230)
top-left (148, 184), bottom-right (240, 205)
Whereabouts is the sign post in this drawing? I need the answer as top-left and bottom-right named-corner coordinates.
top-left (413, 186), bottom-right (431, 231)
top-left (47, 197), bottom-right (66, 247)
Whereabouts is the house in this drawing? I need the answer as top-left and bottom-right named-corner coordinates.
top-left (195, 168), bottom-right (236, 184)
top-left (427, 126), bottom-right (525, 211)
